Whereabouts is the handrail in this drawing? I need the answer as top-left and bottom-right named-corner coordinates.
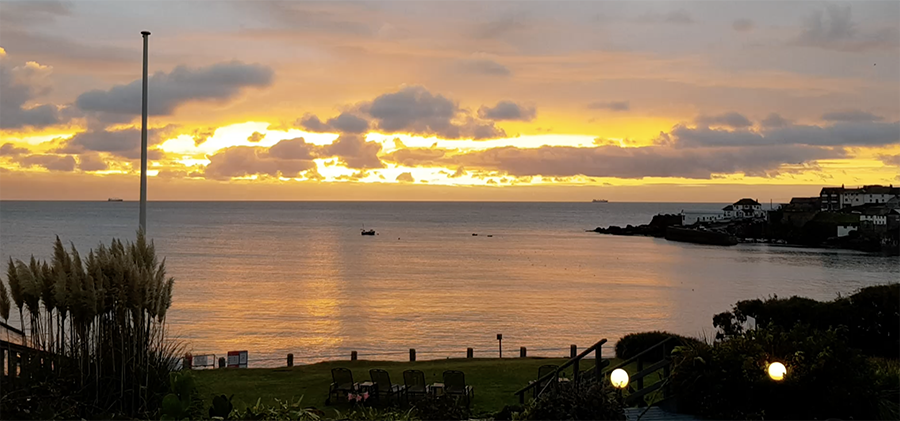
top-left (514, 338), bottom-right (607, 402)
top-left (602, 335), bottom-right (683, 405)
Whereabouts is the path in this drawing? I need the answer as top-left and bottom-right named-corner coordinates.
top-left (625, 407), bottom-right (699, 421)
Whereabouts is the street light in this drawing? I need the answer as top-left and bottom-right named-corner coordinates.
top-left (767, 362), bottom-right (786, 381)
top-left (610, 368), bottom-right (629, 389)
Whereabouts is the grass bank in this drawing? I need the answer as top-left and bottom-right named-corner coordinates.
top-left (193, 357), bottom-right (621, 415)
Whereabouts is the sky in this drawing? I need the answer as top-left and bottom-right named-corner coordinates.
top-left (0, 0), bottom-right (898, 202)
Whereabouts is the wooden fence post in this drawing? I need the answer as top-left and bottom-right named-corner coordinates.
top-left (409, 349), bottom-right (416, 362)
top-left (351, 351), bottom-right (358, 361)
top-left (570, 344), bottom-right (577, 359)
top-left (287, 354), bottom-right (293, 367)
top-left (467, 348), bottom-right (473, 359)
top-left (520, 347), bottom-right (527, 357)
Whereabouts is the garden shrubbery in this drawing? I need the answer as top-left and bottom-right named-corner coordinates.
top-left (670, 323), bottom-right (885, 419)
top-left (614, 331), bottom-right (701, 361)
top-left (712, 283), bottom-right (899, 358)
top-left (511, 382), bottom-right (625, 420)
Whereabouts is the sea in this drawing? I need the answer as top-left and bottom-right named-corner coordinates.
top-left (1, 201), bottom-right (896, 367)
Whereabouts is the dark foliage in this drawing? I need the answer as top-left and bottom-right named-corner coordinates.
top-left (614, 331), bottom-right (701, 361)
top-left (411, 394), bottom-right (470, 421)
top-left (713, 283), bottom-right (899, 358)
top-left (670, 323), bottom-right (883, 420)
top-left (514, 381), bottom-right (625, 420)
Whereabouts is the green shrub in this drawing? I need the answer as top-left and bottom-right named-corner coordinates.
top-left (411, 395), bottom-right (470, 421)
top-left (160, 372), bottom-right (205, 420)
top-left (872, 358), bottom-right (900, 420)
top-left (512, 382), bottom-right (625, 420)
top-left (713, 283), bottom-right (899, 358)
top-left (670, 323), bottom-right (882, 419)
top-left (614, 331), bottom-right (701, 361)
top-left (233, 397), bottom-right (324, 420)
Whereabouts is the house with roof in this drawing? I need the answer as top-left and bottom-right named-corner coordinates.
top-left (820, 184), bottom-right (900, 211)
top-left (723, 198), bottom-right (766, 219)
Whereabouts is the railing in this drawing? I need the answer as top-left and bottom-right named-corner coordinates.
top-left (1, 339), bottom-right (47, 385)
top-left (513, 338), bottom-right (608, 404)
top-left (603, 336), bottom-right (680, 406)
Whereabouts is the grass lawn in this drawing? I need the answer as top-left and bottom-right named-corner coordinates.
top-left (193, 357), bottom-right (628, 415)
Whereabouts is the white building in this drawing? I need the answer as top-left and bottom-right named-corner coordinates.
top-left (860, 214), bottom-right (887, 225)
top-left (682, 211), bottom-right (725, 225)
top-left (821, 185), bottom-right (900, 210)
top-left (723, 198), bottom-right (767, 219)
top-left (837, 225), bottom-right (858, 237)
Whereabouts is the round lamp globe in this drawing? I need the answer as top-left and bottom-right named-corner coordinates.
top-left (610, 368), bottom-right (629, 389)
top-left (768, 362), bottom-right (786, 381)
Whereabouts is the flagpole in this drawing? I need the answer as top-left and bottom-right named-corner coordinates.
top-left (140, 30), bottom-right (150, 233)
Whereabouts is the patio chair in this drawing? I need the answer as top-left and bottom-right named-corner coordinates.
top-left (403, 369), bottom-right (429, 403)
top-left (442, 370), bottom-right (474, 408)
top-left (327, 367), bottom-right (358, 405)
top-left (370, 369), bottom-right (405, 404)
top-left (533, 364), bottom-right (559, 399)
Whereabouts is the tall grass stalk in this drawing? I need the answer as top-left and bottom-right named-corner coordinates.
top-left (0, 230), bottom-right (180, 418)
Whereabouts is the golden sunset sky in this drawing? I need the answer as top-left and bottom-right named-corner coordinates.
top-left (1, 0), bottom-right (898, 202)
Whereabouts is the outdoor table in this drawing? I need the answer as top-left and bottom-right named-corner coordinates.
top-left (429, 382), bottom-right (444, 397)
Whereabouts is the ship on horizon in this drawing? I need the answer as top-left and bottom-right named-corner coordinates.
top-left (107, 197), bottom-right (124, 202)
top-left (592, 199), bottom-right (609, 203)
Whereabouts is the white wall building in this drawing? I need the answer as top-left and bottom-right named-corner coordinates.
top-left (723, 198), bottom-right (767, 219)
top-left (837, 225), bottom-right (858, 237)
top-left (821, 185), bottom-right (900, 210)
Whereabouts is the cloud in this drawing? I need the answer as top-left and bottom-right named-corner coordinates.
top-left (382, 147), bottom-right (449, 167)
top-left (56, 126), bottom-right (176, 159)
top-left (792, 4), bottom-right (899, 52)
top-left (761, 113), bottom-right (791, 128)
top-left (445, 144), bottom-right (841, 179)
top-left (192, 127), bottom-right (216, 146)
top-left (587, 101), bottom-right (630, 112)
top-left (203, 145), bottom-right (317, 180)
top-left (17, 154), bottom-right (76, 172)
top-left (75, 61), bottom-right (273, 116)
top-left (298, 114), bottom-right (331, 132)
top-left (0, 143), bottom-right (30, 156)
top-left (695, 112), bottom-right (753, 129)
top-left (364, 86), bottom-right (456, 134)
top-left (457, 58), bottom-right (512, 77)
top-left (478, 100), bottom-right (536, 122)
top-left (268, 137), bottom-right (319, 160)
top-left (77, 153), bottom-right (108, 171)
top-left (671, 120), bottom-right (900, 147)
top-left (0, 1), bottom-right (71, 26)
top-left (0, 60), bottom-right (62, 129)
top-left (395, 172), bottom-right (414, 183)
top-left (323, 134), bottom-right (384, 169)
top-left (878, 154), bottom-right (900, 167)
top-left (359, 86), bottom-right (506, 140)
top-left (326, 112), bottom-right (369, 134)
top-left (450, 167), bottom-right (466, 178)
top-left (821, 110), bottom-right (883, 122)
top-left (664, 10), bottom-right (694, 25)
top-left (247, 131), bottom-right (266, 143)
top-left (732, 19), bottom-right (754, 32)
top-left (639, 10), bottom-right (694, 25)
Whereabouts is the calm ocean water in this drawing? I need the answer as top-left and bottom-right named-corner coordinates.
top-left (1, 201), bottom-right (896, 367)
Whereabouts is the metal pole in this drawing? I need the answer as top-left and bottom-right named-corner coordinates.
top-left (140, 31), bottom-right (150, 233)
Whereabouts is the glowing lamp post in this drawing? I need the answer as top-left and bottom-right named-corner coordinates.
top-left (767, 362), bottom-right (786, 381)
top-left (610, 368), bottom-right (629, 389)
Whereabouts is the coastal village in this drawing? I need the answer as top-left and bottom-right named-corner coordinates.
top-left (594, 184), bottom-right (900, 253)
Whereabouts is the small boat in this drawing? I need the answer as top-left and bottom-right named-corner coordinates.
top-left (592, 199), bottom-right (609, 203)
top-left (361, 229), bottom-right (376, 236)
top-left (108, 197), bottom-right (124, 202)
